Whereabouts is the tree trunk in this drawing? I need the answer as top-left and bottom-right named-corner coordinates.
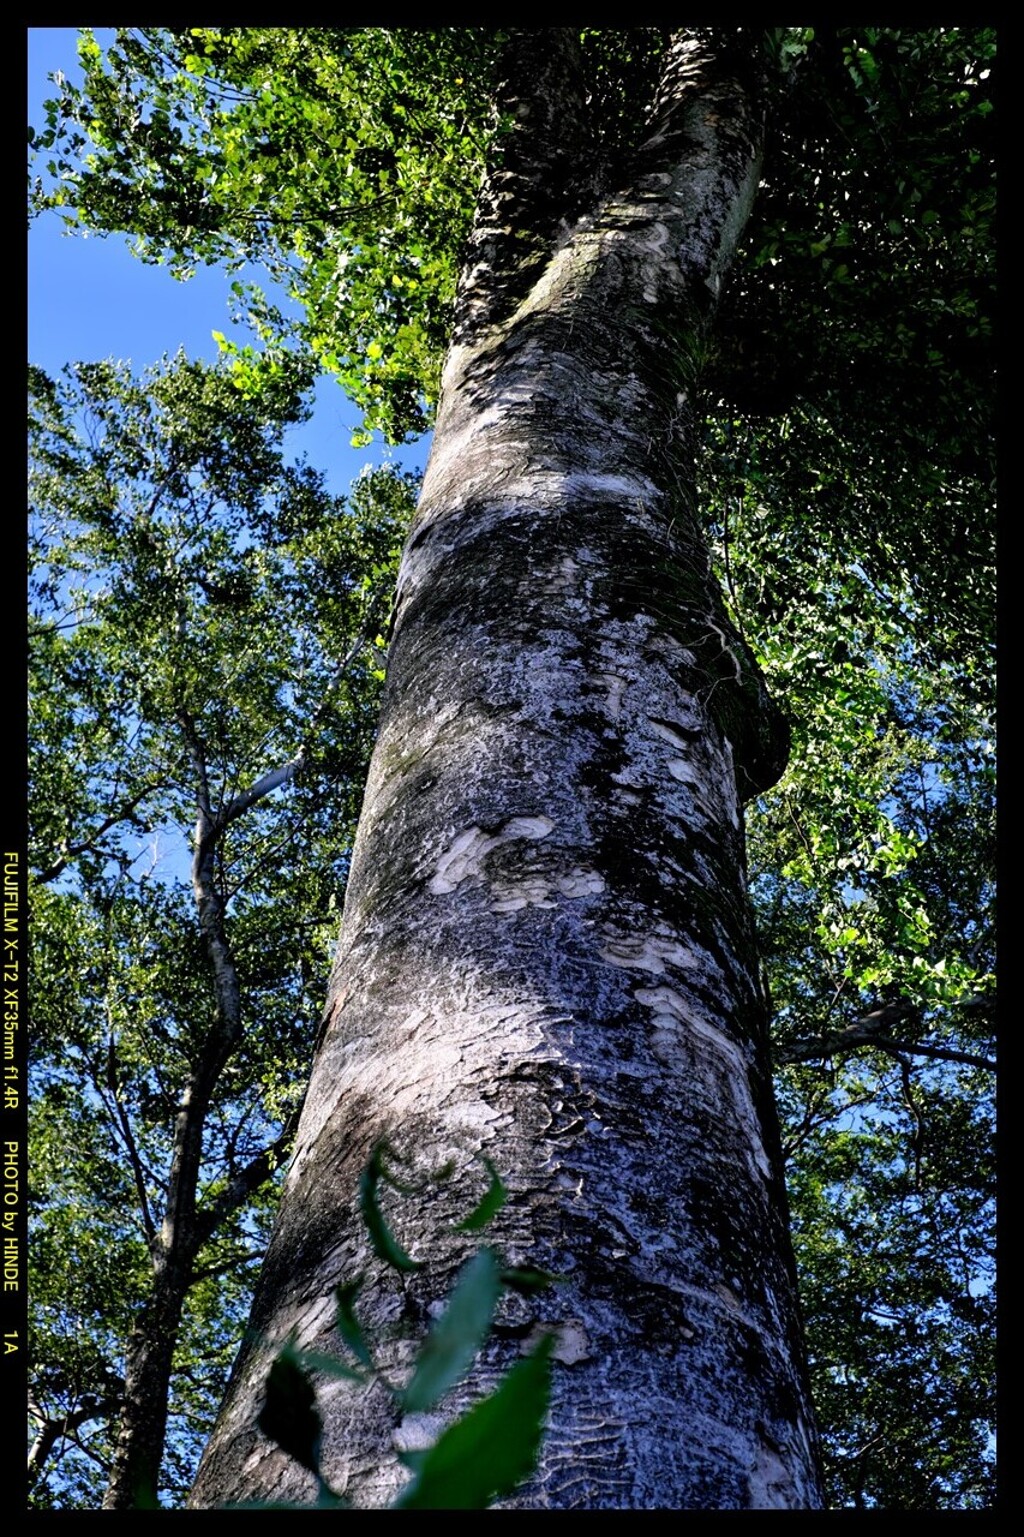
top-left (191, 29), bottom-right (822, 1510)
top-left (104, 721), bottom-right (247, 1508)
top-left (102, 1263), bottom-right (192, 1509)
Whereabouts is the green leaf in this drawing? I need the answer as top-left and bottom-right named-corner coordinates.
top-left (402, 1248), bottom-right (501, 1414)
top-left (499, 1266), bottom-right (559, 1296)
top-left (258, 1344), bottom-right (322, 1477)
top-left (292, 1347), bottom-right (366, 1385)
top-left (334, 1277), bottom-right (375, 1368)
top-left (394, 1333), bottom-right (554, 1509)
top-left (454, 1157), bottom-right (507, 1232)
top-left (359, 1141), bottom-right (421, 1272)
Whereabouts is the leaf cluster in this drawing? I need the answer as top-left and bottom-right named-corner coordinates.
top-left (30, 29), bottom-right (680, 444)
top-left (694, 43), bottom-right (995, 1504)
top-left (716, 27), bottom-right (994, 487)
top-left (254, 1146), bottom-right (554, 1510)
top-left (28, 354), bottom-right (414, 1506)
top-left (31, 28), bottom-right (501, 442)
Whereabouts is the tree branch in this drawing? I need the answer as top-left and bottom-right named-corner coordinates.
top-left (193, 1108), bottom-right (302, 1251)
top-left (778, 1025), bottom-right (995, 1073)
top-left (213, 600), bottom-right (384, 833)
top-left (28, 1395), bottom-right (122, 1487)
top-left (99, 1027), bottom-right (158, 1248)
top-left (35, 783), bottom-right (169, 884)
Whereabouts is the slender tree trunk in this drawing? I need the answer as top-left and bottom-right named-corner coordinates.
top-left (104, 731), bottom-right (244, 1508)
top-left (192, 30), bottom-right (822, 1509)
top-left (101, 1033), bottom-right (217, 1507)
top-left (102, 1260), bottom-right (194, 1509)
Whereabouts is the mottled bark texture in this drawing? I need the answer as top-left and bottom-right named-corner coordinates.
top-left (191, 30), bottom-right (822, 1509)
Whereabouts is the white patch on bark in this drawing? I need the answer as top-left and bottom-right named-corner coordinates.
top-left (667, 758), bottom-right (698, 783)
top-left (549, 555), bottom-right (581, 592)
top-left (393, 1412), bottom-right (447, 1455)
top-left (519, 1320), bottom-right (591, 1366)
top-left (416, 448), bottom-right (663, 521)
top-left (633, 986), bottom-right (772, 1180)
top-left (555, 867), bottom-right (605, 898)
top-left (748, 1430), bottom-right (807, 1510)
top-left (490, 875), bottom-right (558, 913)
top-left (611, 765), bottom-right (643, 790)
top-left (550, 1319), bottom-right (592, 1365)
top-left (492, 864), bottom-right (604, 911)
top-left (599, 672), bottom-right (626, 721)
top-left (718, 736), bottom-right (742, 829)
top-left (429, 815), bottom-right (554, 895)
top-left (599, 932), bottom-right (700, 974)
top-left (286, 995), bottom-right (551, 1194)
top-left (430, 820), bottom-right (604, 913)
top-left (415, 400), bottom-right (505, 495)
top-left (649, 717), bottom-right (701, 750)
top-left (295, 1290), bottom-right (342, 1346)
top-left (714, 1281), bottom-right (743, 1313)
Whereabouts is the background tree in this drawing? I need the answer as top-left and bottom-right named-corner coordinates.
top-left (30, 25), bottom-right (994, 1509)
top-left (28, 355), bottom-right (411, 1506)
top-left (695, 30), bottom-right (996, 1500)
top-left (699, 414), bottom-right (995, 1507)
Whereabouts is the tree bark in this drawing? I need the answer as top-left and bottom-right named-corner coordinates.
top-left (102, 1265), bottom-right (192, 1509)
top-left (191, 29), bottom-right (822, 1510)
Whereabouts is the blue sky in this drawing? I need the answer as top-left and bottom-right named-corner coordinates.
top-left (27, 27), bottom-right (427, 495)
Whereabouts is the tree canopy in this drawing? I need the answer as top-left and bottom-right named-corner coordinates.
top-left (28, 352), bottom-right (412, 1503)
top-left (29, 26), bottom-right (995, 1509)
